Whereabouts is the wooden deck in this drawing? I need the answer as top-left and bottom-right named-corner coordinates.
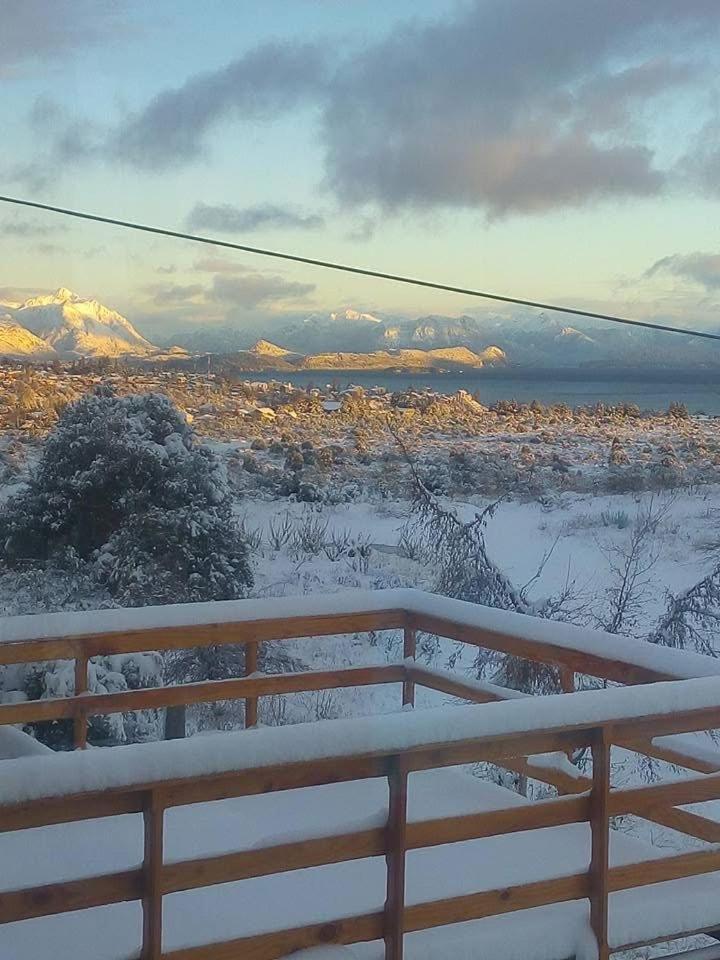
top-left (2, 589), bottom-right (720, 959)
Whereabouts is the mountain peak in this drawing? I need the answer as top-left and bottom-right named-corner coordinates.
top-left (54, 287), bottom-right (77, 302)
top-left (1, 287), bottom-right (157, 359)
top-left (249, 339), bottom-right (293, 357)
top-left (327, 308), bottom-right (382, 324)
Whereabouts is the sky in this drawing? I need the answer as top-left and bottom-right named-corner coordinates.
top-left (2, 0), bottom-right (720, 342)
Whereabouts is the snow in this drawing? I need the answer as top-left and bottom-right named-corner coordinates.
top-left (2, 675), bottom-right (720, 806)
top-left (4, 587), bottom-right (720, 687)
top-left (653, 733), bottom-right (720, 770)
top-left (0, 724), bottom-right (52, 759)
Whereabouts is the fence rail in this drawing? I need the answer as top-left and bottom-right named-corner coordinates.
top-left (3, 591), bottom-right (720, 959)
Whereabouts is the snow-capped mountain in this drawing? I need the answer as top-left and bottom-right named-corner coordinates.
top-left (0, 288), bottom-right (157, 358)
top-left (327, 308), bottom-right (382, 324)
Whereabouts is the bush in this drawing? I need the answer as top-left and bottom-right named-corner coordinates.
top-left (0, 388), bottom-right (226, 564)
top-left (0, 387), bottom-right (254, 749)
top-left (96, 505), bottom-right (253, 606)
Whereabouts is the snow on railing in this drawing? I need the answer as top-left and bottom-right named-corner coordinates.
top-left (2, 587), bottom-right (720, 760)
top-left (3, 680), bottom-right (720, 960)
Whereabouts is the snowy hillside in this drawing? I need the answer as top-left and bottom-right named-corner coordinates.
top-left (0, 315), bottom-right (56, 358)
top-left (0, 288), bottom-right (157, 358)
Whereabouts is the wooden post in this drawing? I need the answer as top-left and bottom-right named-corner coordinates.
top-left (560, 668), bottom-right (575, 760)
top-left (384, 757), bottom-right (408, 960)
top-left (142, 790), bottom-right (164, 960)
top-left (589, 727), bottom-right (611, 960)
top-left (402, 627), bottom-right (416, 708)
top-left (245, 641), bottom-right (259, 728)
top-left (73, 652), bottom-right (88, 750)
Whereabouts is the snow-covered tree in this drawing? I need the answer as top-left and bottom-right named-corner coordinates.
top-left (0, 387), bottom-right (254, 748)
top-left (0, 387), bottom-right (229, 564)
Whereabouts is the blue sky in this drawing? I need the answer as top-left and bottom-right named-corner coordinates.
top-left (2, 0), bottom-right (720, 340)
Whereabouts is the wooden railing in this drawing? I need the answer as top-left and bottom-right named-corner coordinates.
top-left (3, 590), bottom-right (720, 958)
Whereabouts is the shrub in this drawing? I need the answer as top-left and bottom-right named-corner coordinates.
top-left (96, 505), bottom-right (253, 606)
top-left (0, 388), bottom-right (226, 564)
top-left (0, 389), bottom-right (254, 748)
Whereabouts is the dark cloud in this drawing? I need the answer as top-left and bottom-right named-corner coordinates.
top-left (186, 202), bottom-right (324, 233)
top-left (209, 273), bottom-right (315, 308)
top-left (320, 0), bottom-right (719, 216)
top-left (2, 1), bottom-right (124, 67)
top-left (112, 42), bottom-right (328, 169)
top-left (646, 252), bottom-right (720, 289)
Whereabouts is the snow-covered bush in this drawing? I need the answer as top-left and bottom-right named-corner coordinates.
top-left (97, 505), bottom-right (253, 606)
top-left (0, 388), bottom-right (254, 748)
top-left (0, 388), bottom-right (227, 563)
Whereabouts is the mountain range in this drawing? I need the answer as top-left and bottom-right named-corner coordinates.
top-left (0, 288), bottom-right (717, 371)
top-left (0, 288), bottom-right (158, 359)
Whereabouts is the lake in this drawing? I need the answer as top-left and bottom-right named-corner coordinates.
top-left (245, 370), bottom-right (720, 415)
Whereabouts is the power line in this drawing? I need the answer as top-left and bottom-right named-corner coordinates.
top-left (1, 193), bottom-right (718, 343)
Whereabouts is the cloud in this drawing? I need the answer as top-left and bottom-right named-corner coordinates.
top-left (209, 272), bottom-right (315, 308)
top-left (112, 42), bottom-right (328, 169)
top-left (320, 0), bottom-right (719, 216)
top-left (345, 217), bottom-right (376, 243)
top-left (1, 220), bottom-right (65, 238)
top-left (2, 1), bottom-right (124, 68)
top-left (150, 284), bottom-right (205, 306)
top-left (683, 119), bottom-right (720, 197)
top-left (193, 258), bottom-right (250, 274)
top-left (156, 265), bottom-right (177, 275)
top-left (186, 203), bottom-right (324, 233)
top-left (646, 252), bottom-right (720, 289)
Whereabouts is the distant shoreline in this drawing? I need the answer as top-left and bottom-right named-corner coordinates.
top-left (243, 365), bottom-right (720, 384)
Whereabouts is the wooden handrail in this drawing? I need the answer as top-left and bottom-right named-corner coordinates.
top-left (4, 593), bottom-right (720, 959)
top-left (2, 709), bottom-right (720, 958)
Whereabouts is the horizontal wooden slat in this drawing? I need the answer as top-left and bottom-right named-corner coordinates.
top-left (161, 911), bottom-right (384, 960)
top-left (406, 794), bottom-right (591, 849)
top-left (162, 828), bottom-right (386, 895)
top-left (634, 804), bottom-right (720, 843)
top-left (408, 664), bottom-right (508, 705)
top-left (610, 846), bottom-right (720, 891)
top-left (0, 663), bottom-right (404, 728)
top-left (404, 872), bottom-right (590, 932)
top-left (616, 735), bottom-right (720, 775)
top-left (0, 791), bottom-right (144, 833)
top-left (161, 850), bottom-right (720, 960)
top-left (610, 772), bottom-right (720, 818)
top-left (0, 610), bottom-right (408, 666)
top-left (411, 612), bottom-right (680, 685)
top-left (0, 869), bottom-right (142, 924)
top-left (164, 793), bottom-right (591, 895)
